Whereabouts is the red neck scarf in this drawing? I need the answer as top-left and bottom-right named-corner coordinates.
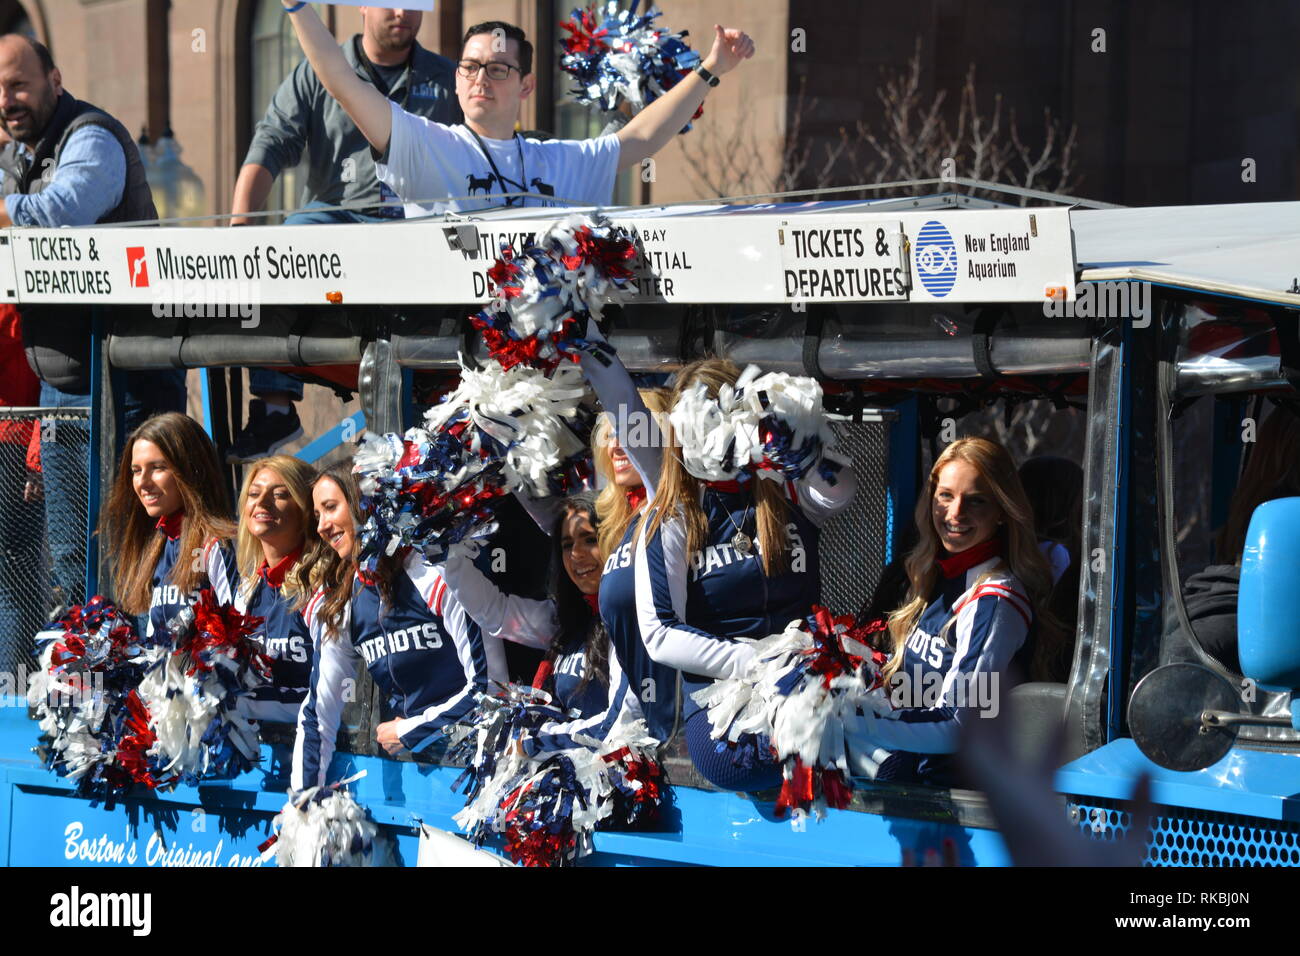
top-left (258, 544), bottom-right (305, 588)
top-left (155, 510), bottom-right (184, 540)
top-left (936, 536), bottom-right (1001, 579)
top-left (625, 486), bottom-right (646, 512)
top-left (705, 479), bottom-right (745, 493)
top-left (582, 593), bottom-right (600, 616)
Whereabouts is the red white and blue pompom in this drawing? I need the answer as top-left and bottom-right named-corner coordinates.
top-left (136, 589), bottom-right (271, 783)
top-left (560, 1), bottom-right (701, 127)
top-left (692, 607), bottom-right (888, 819)
top-left (27, 597), bottom-right (162, 794)
top-left (448, 688), bottom-right (665, 867)
top-left (354, 361), bottom-right (593, 569)
top-left (471, 214), bottom-right (638, 371)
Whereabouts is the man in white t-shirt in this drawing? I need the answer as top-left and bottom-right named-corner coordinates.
top-left (280, 4), bottom-right (754, 216)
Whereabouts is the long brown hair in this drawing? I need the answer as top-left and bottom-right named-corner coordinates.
top-left (297, 463), bottom-right (402, 638)
top-left (885, 437), bottom-right (1067, 683)
top-left (593, 387), bottom-right (669, 558)
top-left (235, 455), bottom-right (316, 604)
top-left (1216, 406), bottom-right (1300, 564)
top-left (544, 492), bottom-right (609, 693)
top-left (99, 413), bottom-right (235, 616)
top-left (640, 359), bottom-right (790, 575)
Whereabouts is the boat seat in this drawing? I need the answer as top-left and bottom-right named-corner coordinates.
top-left (1007, 682), bottom-right (1077, 767)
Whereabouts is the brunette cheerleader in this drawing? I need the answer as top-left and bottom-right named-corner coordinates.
top-left (98, 412), bottom-right (238, 640)
top-left (292, 464), bottom-right (554, 789)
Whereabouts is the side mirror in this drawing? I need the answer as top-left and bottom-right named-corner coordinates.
top-left (1129, 496), bottom-right (1300, 771)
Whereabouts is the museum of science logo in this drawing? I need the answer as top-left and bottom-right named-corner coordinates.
top-left (913, 220), bottom-right (958, 298)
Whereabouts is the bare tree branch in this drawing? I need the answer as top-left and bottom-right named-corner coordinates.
top-left (675, 34), bottom-right (1083, 203)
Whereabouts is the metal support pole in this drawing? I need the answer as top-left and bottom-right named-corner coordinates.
top-left (358, 337), bottom-right (403, 437)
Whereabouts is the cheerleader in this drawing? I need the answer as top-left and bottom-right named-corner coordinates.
top-left (98, 412), bottom-right (237, 639)
top-left (232, 455), bottom-right (317, 723)
top-left (580, 373), bottom-right (680, 745)
top-left (521, 485), bottom-right (668, 753)
top-left (845, 437), bottom-right (1065, 786)
top-left (292, 464), bottom-right (554, 790)
top-left (631, 359), bottom-right (856, 791)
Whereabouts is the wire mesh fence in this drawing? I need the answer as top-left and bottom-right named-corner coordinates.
top-left (820, 417), bottom-right (891, 618)
top-left (0, 408), bottom-right (90, 689)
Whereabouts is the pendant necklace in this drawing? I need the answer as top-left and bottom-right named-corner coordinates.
top-left (713, 491), bottom-right (755, 556)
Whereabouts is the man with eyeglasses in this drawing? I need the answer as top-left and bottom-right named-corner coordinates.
top-left (280, 4), bottom-right (754, 215)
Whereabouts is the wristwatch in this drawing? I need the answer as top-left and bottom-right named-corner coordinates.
top-left (693, 65), bottom-right (720, 88)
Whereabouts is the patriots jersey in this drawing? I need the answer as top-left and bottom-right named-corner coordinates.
top-left (548, 645), bottom-right (610, 721)
top-left (146, 512), bottom-right (237, 641)
top-left (233, 549), bottom-right (313, 724)
top-left (845, 549), bottom-right (1032, 784)
top-left (633, 471), bottom-right (855, 710)
top-left (292, 551), bottom-right (553, 789)
top-left (594, 518), bottom-right (679, 744)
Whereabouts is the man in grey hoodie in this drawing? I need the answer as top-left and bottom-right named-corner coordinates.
top-left (226, 8), bottom-right (461, 462)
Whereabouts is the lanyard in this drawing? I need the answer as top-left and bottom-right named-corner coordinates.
top-left (353, 36), bottom-right (413, 109)
top-left (466, 127), bottom-right (527, 206)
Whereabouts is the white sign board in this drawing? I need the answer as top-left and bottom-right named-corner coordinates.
top-left (776, 217), bottom-right (907, 302)
top-left (0, 207), bottom-right (1076, 308)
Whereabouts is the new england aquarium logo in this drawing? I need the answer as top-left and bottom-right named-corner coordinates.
top-left (913, 220), bottom-right (958, 298)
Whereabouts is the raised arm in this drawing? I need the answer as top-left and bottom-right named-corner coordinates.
top-left (442, 550), bottom-right (558, 650)
top-left (615, 25), bottom-right (755, 172)
top-left (792, 450), bottom-right (858, 527)
top-left (579, 320), bottom-right (662, 498)
top-left (281, 2), bottom-right (392, 153)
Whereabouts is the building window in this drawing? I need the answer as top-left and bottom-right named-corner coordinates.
top-left (249, 0), bottom-right (318, 219)
top-left (0, 6), bottom-right (32, 37)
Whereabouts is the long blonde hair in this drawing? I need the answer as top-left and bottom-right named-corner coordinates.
top-left (885, 437), bottom-right (1066, 683)
top-left (235, 455), bottom-right (317, 603)
top-left (639, 359), bottom-right (791, 576)
top-left (594, 387), bottom-right (669, 558)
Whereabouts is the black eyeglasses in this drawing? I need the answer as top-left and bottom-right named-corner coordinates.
top-left (457, 59), bottom-right (521, 81)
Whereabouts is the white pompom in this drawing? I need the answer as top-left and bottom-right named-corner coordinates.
top-left (272, 787), bottom-right (389, 867)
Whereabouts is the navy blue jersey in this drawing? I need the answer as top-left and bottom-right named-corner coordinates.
top-left (146, 512), bottom-right (237, 641)
top-left (234, 548), bottom-right (313, 723)
top-left (292, 551), bottom-right (553, 789)
top-left (523, 629), bottom-right (634, 755)
top-left (846, 549), bottom-right (1031, 783)
top-left (551, 645), bottom-right (609, 719)
top-left (634, 474), bottom-right (853, 688)
top-left (597, 518), bottom-right (679, 742)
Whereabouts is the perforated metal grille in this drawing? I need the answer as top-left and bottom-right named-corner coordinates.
top-left (819, 419), bottom-right (890, 617)
top-left (1066, 795), bottom-right (1300, 866)
top-left (0, 409), bottom-right (89, 683)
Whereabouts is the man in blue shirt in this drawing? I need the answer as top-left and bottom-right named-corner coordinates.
top-left (0, 33), bottom-right (181, 614)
